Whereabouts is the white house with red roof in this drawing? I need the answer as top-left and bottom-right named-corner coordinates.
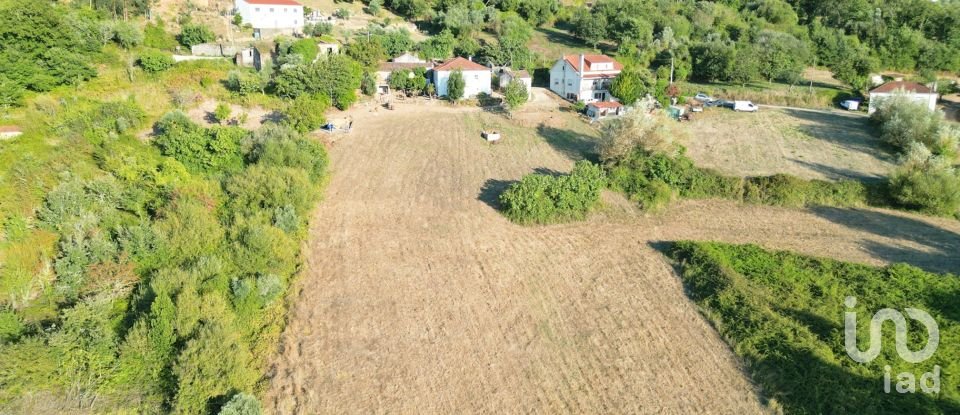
top-left (432, 57), bottom-right (492, 98)
top-left (235, 0), bottom-right (304, 34)
top-left (549, 54), bottom-right (622, 103)
top-left (868, 81), bottom-right (939, 114)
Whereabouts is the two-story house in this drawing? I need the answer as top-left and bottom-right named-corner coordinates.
top-left (235, 0), bottom-right (304, 37)
top-left (549, 54), bottom-right (622, 103)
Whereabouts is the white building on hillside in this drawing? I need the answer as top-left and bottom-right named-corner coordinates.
top-left (868, 81), bottom-right (939, 114)
top-left (235, 0), bottom-right (304, 36)
top-left (433, 57), bottom-right (491, 98)
top-left (549, 54), bottom-right (622, 102)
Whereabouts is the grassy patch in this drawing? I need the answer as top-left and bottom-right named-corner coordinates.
top-left (666, 241), bottom-right (960, 414)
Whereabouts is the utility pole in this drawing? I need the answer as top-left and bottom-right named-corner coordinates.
top-left (670, 55), bottom-right (674, 84)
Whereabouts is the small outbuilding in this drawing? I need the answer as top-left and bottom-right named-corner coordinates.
top-left (0, 125), bottom-right (23, 140)
top-left (432, 57), bottom-right (492, 99)
top-left (586, 101), bottom-right (624, 120)
top-left (868, 81), bottom-right (938, 114)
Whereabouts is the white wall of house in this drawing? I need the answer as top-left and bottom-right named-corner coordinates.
top-left (434, 70), bottom-right (492, 98)
top-left (549, 60), bottom-right (578, 100)
top-left (868, 92), bottom-right (939, 114)
top-left (236, 0), bottom-right (304, 31)
top-left (549, 57), bottom-right (619, 102)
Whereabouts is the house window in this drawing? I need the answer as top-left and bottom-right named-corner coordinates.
top-left (474, 74), bottom-right (479, 80)
top-left (594, 92), bottom-right (604, 100)
top-left (269, 8), bottom-right (274, 12)
top-left (566, 93), bottom-right (576, 100)
top-left (255, 7), bottom-right (260, 11)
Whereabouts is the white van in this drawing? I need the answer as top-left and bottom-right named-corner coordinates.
top-left (734, 101), bottom-right (759, 112)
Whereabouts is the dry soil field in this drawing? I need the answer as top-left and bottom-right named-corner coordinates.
top-left (265, 101), bottom-right (960, 414)
top-left (683, 108), bottom-right (895, 181)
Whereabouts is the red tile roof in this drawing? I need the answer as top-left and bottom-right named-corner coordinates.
top-left (563, 54), bottom-right (623, 73)
top-left (243, 0), bottom-right (302, 6)
top-left (434, 57), bottom-right (489, 72)
top-left (589, 101), bottom-right (622, 109)
top-left (0, 125), bottom-right (22, 133)
top-left (870, 81), bottom-right (933, 94)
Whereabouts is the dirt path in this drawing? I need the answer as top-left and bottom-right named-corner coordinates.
top-left (265, 105), bottom-right (960, 414)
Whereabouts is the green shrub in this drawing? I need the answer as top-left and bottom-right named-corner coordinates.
top-left (139, 50), bottom-right (176, 73)
top-left (0, 309), bottom-right (23, 343)
top-left (871, 95), bottom-right (954, 156)
top-left (609, 149), bottom-right (868, 211)
top-left (153, 111), bottom-right (247, 174)
top-left (219, 392), bottom-right (263, 415)
top-left (178, 23), bottom-right (214, 47)
top-left (224, 165), bottom-right (318, 220)
top-left (289, 38), bottom-right (319, 62)
top-left (247, 124), bottom-right (330, 182)
top-left (283, 93), bottom-right (330, 133)
top-left (107, 20), bottom-right (143, 49)
top-left (499, 161), bottom-right (606, 224)
top-left (888, 152), bottom-right (960, 216)
top-left (226, 70), bottom-right (266, 96)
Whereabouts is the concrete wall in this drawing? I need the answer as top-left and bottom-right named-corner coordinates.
top-left (236, 0), bottom-right (304, 31)
top-left (191, 43), bottom-right (244, 57)
top-left (434, 70), bottom-right (491, 98)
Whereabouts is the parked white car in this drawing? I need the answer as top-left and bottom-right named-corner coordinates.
top-left (694, 92), bottom-right (714, 102)
top-left (734, 101), bottom-right (759, 112)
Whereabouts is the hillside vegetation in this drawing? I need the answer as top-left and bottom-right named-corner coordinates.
top-left (667, 241), bottom-right (960, 414)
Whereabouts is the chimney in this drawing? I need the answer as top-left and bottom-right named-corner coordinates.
top-left (579, 54), bottom-right (585, 73)
top-left (468, 56), bottom-right (472, 62)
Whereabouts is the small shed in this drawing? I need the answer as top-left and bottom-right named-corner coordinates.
top-left (868, 81), bottom-right (938, 114)
top-left (236, 47), bottom-right (263, 71)
top-left (586, 101), bottom-right (624, 120)
top-left (0, 125), bottom-right (23, 140)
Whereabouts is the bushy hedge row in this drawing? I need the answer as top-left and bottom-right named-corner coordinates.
top-left (499, 161), bottom-right (606, 224)
top-left (608, 149), bottom-right (869, 210)
top-left (0, 101), bottom-right (328, 413)
top-left (667, 241), bottom-right (960, 414)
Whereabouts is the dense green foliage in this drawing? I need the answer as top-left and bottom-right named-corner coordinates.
top-left (871, 96), bottom-right (959, 157)
top-left (608, 148), bottom-right (869, 210)
top-left (499, 161), bottom-right (606, 224)
top-left (272, 55), bottom-right (362, 110)
top-left (667, 241), bottom-right (960, 414)
top-left (178, 23), bottom-right (215, 48)
top-left (447, 69), bottom-right (465, 101)
top-left (0, 97), bottom-right (328, 412)
top-left (871, 97), bottom-right (960, 217)
top-left (502, 79), bottom-right (528, 111)
top-left (226, 70), bottom-right (267, 96)
top-left (138, 50), bottom-right (176, 73)
top-left (283, 94), bottom-right (330, 133)
top-left (0, 0), bottom-right (103, 102)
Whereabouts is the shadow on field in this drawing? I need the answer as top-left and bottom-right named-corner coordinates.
top-left (536, 125), bottom-right (599, 163)
top-left (477, 178), bottom-right (516, 210)
top-left (781, 109), bottom-right (895, 163)
top-left (810, 206), bottom-right (960, 274)
top-left (789, 158), bottom-right (887, 182)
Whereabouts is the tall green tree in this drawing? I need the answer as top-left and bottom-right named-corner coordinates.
top-left (447, 69), bottom-right (465, 100)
